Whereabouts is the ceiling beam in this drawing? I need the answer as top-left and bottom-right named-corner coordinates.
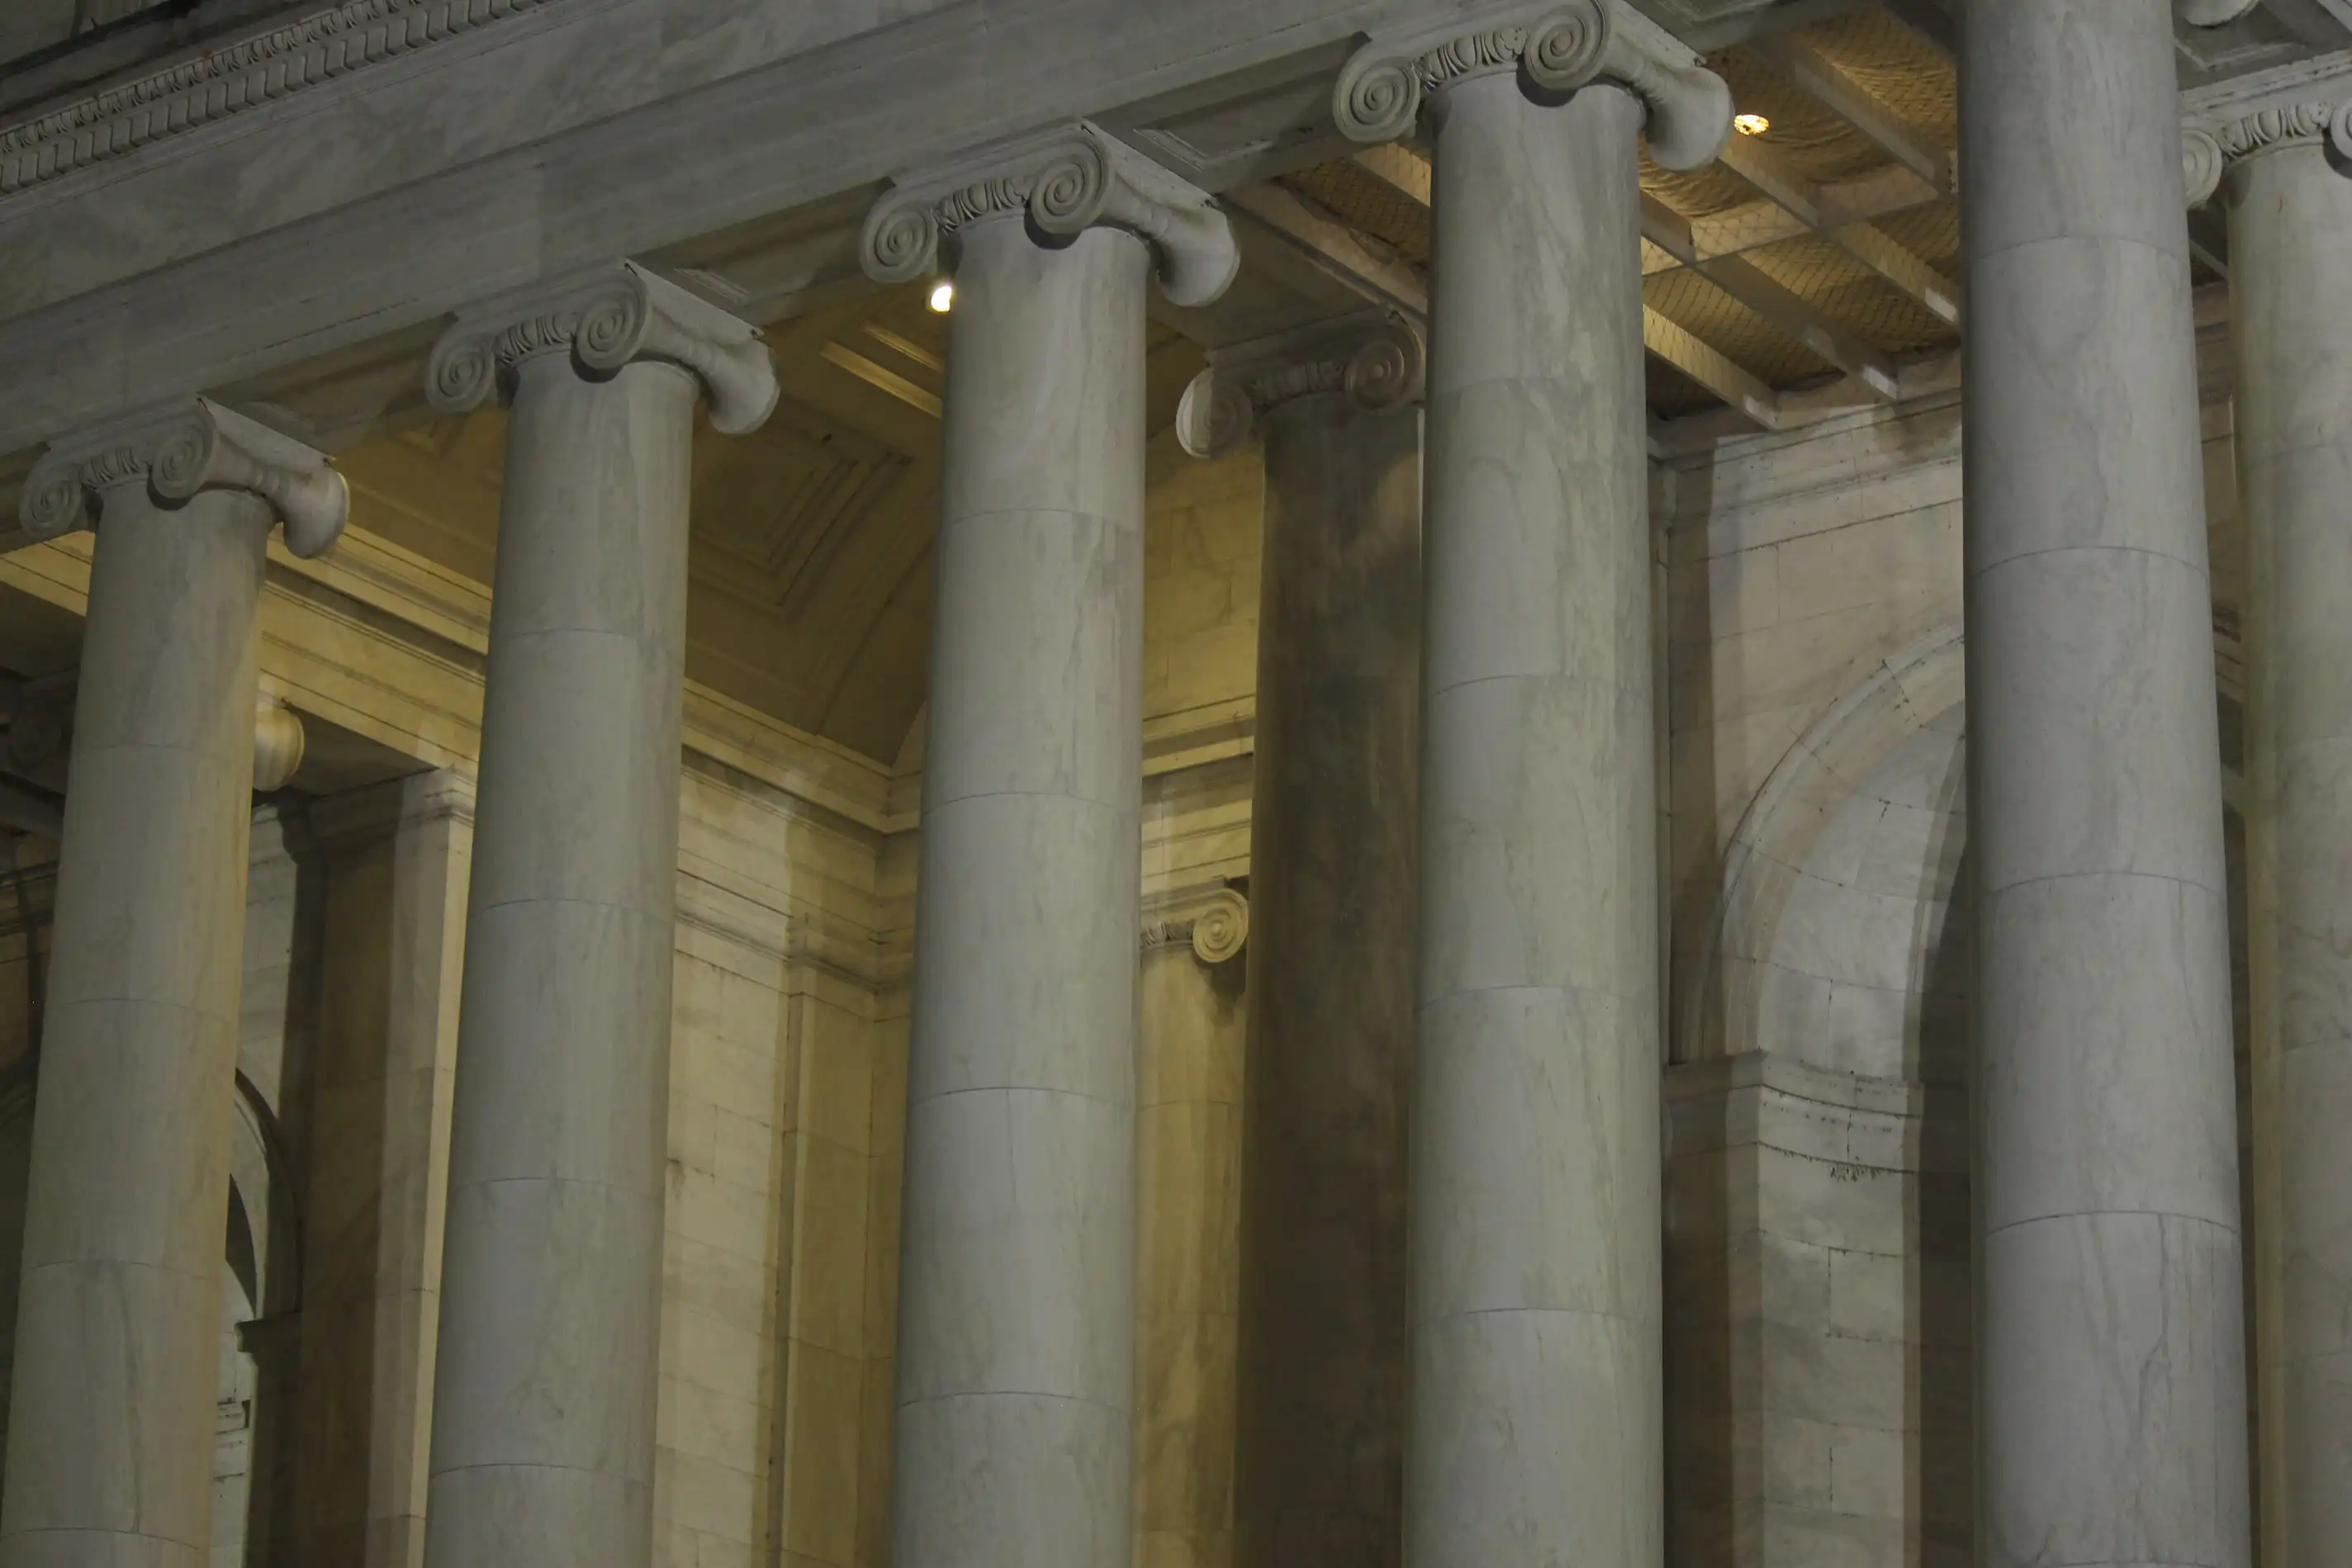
top-left (1747, 33), bottom-right (1951, 192)
top-left (1675, 162), bottom-right (1934, 263)
top-left (1222, 178), bottom-right (1430, 318)
top-left (1648, 0), bottom-right (1878, 50)
top-left (1346, 144), bottom-right (1831, 413)
top-left (1880, 0), bottom-right (1959, 59)
top-left (1641, 192), bottom-right (1899, 400)
top-left (1828, 220), bottom-right (1960, 326)
top-left (1357, 139), bottom-right (1945, 324)
top-left (1717, 132), bottom-right (1962, 325)
top-left (1644, 309), bottom-right (1782, 430)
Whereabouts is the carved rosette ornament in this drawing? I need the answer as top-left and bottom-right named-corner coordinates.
top-left (1175, 311), bottom-right (1427, 460)
top-left (2183, 97), bottom-right (2352, 206)
top-left (20, 396), bottom-right (349, 557)
top-left (858, 121), bottom-right (1240, 307)
top-left (1330, 0), bottom-right (1733, 170)
top-left (426, 259), bottom-right (780, 434)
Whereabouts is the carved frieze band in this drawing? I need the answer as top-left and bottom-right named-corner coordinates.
top-left (0, 0), bottom-right (551, 198)
top-left (20, 396), bottom-right (349, 557)
top-left (2184, 98), bottom-right (2352, 205)
top-left (1332, 0), bottom-right (1733, 171)
top-left (426, 260), bottom-right (780, 435)
top-left (1176, 311), bottom-right (1426, 460)
top-left (859, 121), bottom-right (1240, 308)
top-left (1140, 883), bottom-right (1250, 965)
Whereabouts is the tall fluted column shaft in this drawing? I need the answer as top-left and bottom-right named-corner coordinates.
top-left (1961, 5), bottom-right (2251, 1566)
top-left (892, 213), bottom-right (1148, 1568)
top-left (1187, 322), bottom-right (1422, 1568)
top-left (2, 401), bottom-right (345, 1568)
top-left (420, 264), bottom-right (775, 1568)
top-left (2222, 108), bottom-right (2352, 1568)
top-left (1413, 69), bottom-right (1659, 1568)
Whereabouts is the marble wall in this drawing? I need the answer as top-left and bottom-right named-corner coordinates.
top-left (3, 282), bottom-right (2279, 1568)
top-left (1659, 362), bottom-right (2245, 1568)
top-left (0, 415), bottom-right (1274, 1568)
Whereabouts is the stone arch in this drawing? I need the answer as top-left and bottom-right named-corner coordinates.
top-left (216, 1071), bottom-right (302, 1565)
top-left (1674, 621), bottom-right (1966, 1069)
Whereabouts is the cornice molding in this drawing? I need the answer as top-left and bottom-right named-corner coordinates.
top-left (426, 259), bottom-right (780, 435)
top-left (20, 396), bottom-right (349, 557)
top-left (0, 0), bottom-right (552, 200)
top-left (1331, 0), bottom-right (1732, 171)
top-left (1140, 882), bottom-right (1250, 964)
top-left (859, 121), bottom-right (1240, 308)
top-left (1175, 310), bottom-right (1425, 459)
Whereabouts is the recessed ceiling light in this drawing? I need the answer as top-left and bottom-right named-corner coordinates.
top-left (927, 281), bottom-right (955, 313)
top-left (1734, 112), bottom-right (1771, 136)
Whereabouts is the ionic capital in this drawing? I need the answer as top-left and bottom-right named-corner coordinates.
top-left (1332, 0), bottom-right (1732, 171)
top-left (20, 397), bottom-right (348, 558)
top-left (1175, 311), bottom-right (1425, 460)
top-left (1140, 883), bottom-right (1250, 965)
top-left (426, 260), bottom-right (779, 435)
top-left (2183, 97), bottom-right (2352, 205)
top-left (859, 121), bottom-right (1240, 308)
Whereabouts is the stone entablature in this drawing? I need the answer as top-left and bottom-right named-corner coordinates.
top-left (0, 0), bottom-right (552, 198)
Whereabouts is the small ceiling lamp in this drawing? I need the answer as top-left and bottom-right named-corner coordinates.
top-left (927, 280), bottom-right (955, 313)
top-left (1733, 112), bottom-right (1771, 136)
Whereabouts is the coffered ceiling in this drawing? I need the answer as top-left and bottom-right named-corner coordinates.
top-left (1237, 0), bottom-right (2351, 438)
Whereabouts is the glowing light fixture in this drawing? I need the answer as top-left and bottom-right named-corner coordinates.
top-left (1733, 112), bottom-right (1771, 136)
top-left (927, 281), bottom-right (955, 313)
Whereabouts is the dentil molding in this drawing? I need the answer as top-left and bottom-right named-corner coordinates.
top-left (0, 0), bottom-right (552, 199)
top-left (858, 121), bottom-right (1240, 308)
top-left (1175, 310), bottom-right (1425, 460)
top-left (1330, 0), bottom-right (1733, 171)
top-left (20, 396), bottom-right (349, 557)
top-left (426, 259), bottom-right (780, 434)
top-left (1141, 883), bottom-right (1250, 965)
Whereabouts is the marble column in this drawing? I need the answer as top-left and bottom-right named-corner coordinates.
top-left (1, 398), bottom-right (347, 1568)
top-left (1332, 7), bottom-right (1728, 1565)
top-left (1961, 6), bottom-right (2251, 1566)
top-left (1178, 313), bottom-right (1424, 1568)
top-left (856, 124), bottom-right (1236, 1568)
top-left (2191, 92), bottom-right (2352, 1568)
top-left (419, 261), bottom-right (775, 1568)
